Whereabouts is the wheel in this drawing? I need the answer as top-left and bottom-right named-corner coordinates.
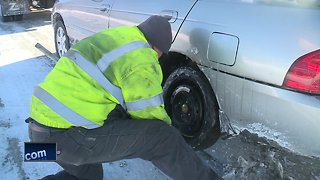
top-left (54, 20), bottom-right (70, 57)
top-left (163, 66), bottom-right (220, 150)
top-left (13, 15), bottom-right (23, 21)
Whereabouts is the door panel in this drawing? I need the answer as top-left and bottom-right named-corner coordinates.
top-left (109, 0), bottom-right (197, 41)
top-left (62, 0), bottom-right (115, 41)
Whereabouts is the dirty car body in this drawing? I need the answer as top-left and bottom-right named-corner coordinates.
top-left (0, 0), bottom-right (29, 17)
top-left (52, 0), bottom-right (320, 157)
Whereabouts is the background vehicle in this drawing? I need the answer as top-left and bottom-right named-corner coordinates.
top-left (0, 0), bottom-right (30, 22)
top-left (52, 0), bottom-right (320, 157)
top-left (29, 0), bottom-right (56, 9)
top-left (0, 0), bottom-right (55, 22)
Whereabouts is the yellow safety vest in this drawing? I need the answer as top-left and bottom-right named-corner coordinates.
top-left (30, 26), bottom-right (171, 129)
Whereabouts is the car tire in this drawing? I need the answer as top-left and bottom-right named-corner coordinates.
top-left (163, 66), bottom-right (220, 150)
top-left (54, 20), bottom-right (70, 57)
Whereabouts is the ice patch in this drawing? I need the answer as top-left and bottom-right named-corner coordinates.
top-left (240, 123), bottom-right (292, 150)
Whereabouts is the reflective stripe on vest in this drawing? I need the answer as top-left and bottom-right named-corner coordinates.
top-left (34, 41), bottom-right (164, 128)
top-left (126, 93), bottom-right (164, 111)
top-left (64, 50), bottom-right (126, 108)
top-left (65, 41), bottom-right (150, 108)
top-left (97, 41), bottom-right (150, 71)
top-left (33, 86), bottom-right (100, 129)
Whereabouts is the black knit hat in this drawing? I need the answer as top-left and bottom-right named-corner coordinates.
top-left (138, 15), bottom-right (172, 54)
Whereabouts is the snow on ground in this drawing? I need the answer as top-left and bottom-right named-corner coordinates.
top-left (244, 123), bottom-right (292, 150)
top-left (0, 10), bottom-right (169, 180)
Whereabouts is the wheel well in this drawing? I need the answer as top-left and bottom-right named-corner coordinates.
top-left (160, 52), bottom-right (200, 86)
top-left (160, 51), bottom-right (220, 107)
top-left (160, 51), bottom-right (221, 133)
top-left (52, 13), bottom-right (63, 26)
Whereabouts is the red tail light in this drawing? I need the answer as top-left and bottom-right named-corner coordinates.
top-left (283, 50), bottom-right (320, 94)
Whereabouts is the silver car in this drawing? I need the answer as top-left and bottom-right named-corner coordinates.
top-left (51, 0), bottom-right (320, 157)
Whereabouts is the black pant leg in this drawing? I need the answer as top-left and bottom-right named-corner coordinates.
top-left (130, 120), bottom-right (220, 180)
top-left (56, 118), bottom-right (220, 180)
top-left (28, 106), bottom-right (221, 180)
top-left (57, 162), bottom-right (103, 180)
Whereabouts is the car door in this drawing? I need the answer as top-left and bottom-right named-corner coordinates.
top-left (62, 0), bottom-right (115, 41)
top-left (108, 0), bottom-right (197, 41)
